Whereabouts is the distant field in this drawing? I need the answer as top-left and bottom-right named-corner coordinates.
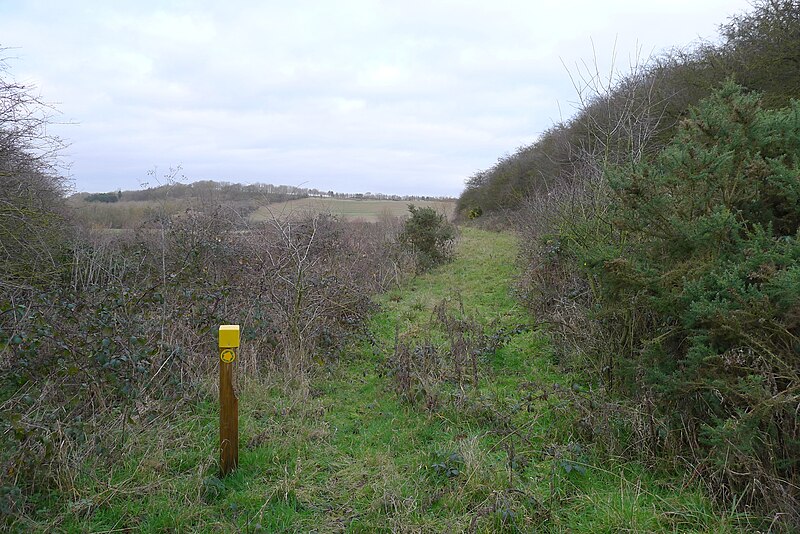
top-left (67, 196), bottom-right (456, 229)
top-left (249, 197), bottom-right (455, 222)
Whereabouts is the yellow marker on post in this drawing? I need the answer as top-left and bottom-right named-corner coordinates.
top-left (219, 324), bottom-right (240, 476)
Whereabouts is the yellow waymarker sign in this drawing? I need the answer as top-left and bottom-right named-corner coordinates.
top-left (220, 349), bottom-right (236, 363)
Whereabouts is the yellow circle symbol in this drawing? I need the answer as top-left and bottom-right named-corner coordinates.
top-left (220, 349), bottom-right (236, 363)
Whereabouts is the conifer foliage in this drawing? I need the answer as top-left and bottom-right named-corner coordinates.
top-left (586, 82), bottom-right (800, 516)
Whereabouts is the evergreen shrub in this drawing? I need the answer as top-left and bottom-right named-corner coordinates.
top-left (584, 81), bottom-right (800, 517)
top-left (399, 204), bottom-right (456, 272)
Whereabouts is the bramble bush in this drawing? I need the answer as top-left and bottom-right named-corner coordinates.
top-left (0, 205), bottom-right (410, 524)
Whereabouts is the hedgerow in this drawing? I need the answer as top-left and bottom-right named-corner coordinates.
top-left (529, 82), bottom-right (800, 524)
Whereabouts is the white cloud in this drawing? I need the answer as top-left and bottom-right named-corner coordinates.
top-left (0, 0), bottom-right (753, 196)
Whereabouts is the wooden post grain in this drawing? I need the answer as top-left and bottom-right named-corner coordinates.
top-left (219, 325), bottom-right (240, 477)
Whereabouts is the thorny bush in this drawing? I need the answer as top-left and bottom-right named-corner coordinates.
top-left (0, 205), bottom-right (410, 523)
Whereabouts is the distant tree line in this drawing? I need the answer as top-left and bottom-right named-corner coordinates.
top-left (80, 180), bottom-right (310, 203)
top-left (79, 180), bottom-right (455, 204)
top-left (325, 191), bottom-right (454, 201)
top-left (85, 191), bottom-right (121, 203)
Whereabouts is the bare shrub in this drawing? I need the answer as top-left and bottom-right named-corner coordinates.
top-left (1, 52), bottom-right (70, 297)
top-left (242, 213), bottom-right (369, 372)
top-left (0, 197), bottom-right (410, 523)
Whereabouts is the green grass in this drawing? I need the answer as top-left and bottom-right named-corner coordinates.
top-left (28, 227), bottom-right (758, 532)
top-left (249, 197), bottom-right (455, 223)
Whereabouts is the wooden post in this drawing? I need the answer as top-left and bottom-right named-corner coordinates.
top-left (219, 324), bottom-right (240, 477)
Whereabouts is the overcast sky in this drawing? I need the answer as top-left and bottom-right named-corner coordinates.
top-left (1, 0), bottom-right (754, 196)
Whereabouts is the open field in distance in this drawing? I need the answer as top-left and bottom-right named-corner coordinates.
top-left (249, 197), bottom-right (455, 222)
top-left (66, 196), bottom-right (455, 230)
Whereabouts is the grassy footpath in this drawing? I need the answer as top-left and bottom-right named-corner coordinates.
top-left (53, 228), bottom-right (748, 532)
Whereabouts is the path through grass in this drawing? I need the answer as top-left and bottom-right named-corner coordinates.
top-left (54, 228), bottom-right (749, 532)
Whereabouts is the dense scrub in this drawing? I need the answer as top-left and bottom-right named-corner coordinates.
top-left (562, 83), bottom-right (799, 520)
top-left (457, 0), bottom-right (800, 526)
top-left (2, 204), bottom-right (416, 513)
top-left (1, 55), bottom-right (70, 293)
top-left (0, 59), bottom-right (419, 522)
top-left (0, 203), bottom-right (412, 521)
